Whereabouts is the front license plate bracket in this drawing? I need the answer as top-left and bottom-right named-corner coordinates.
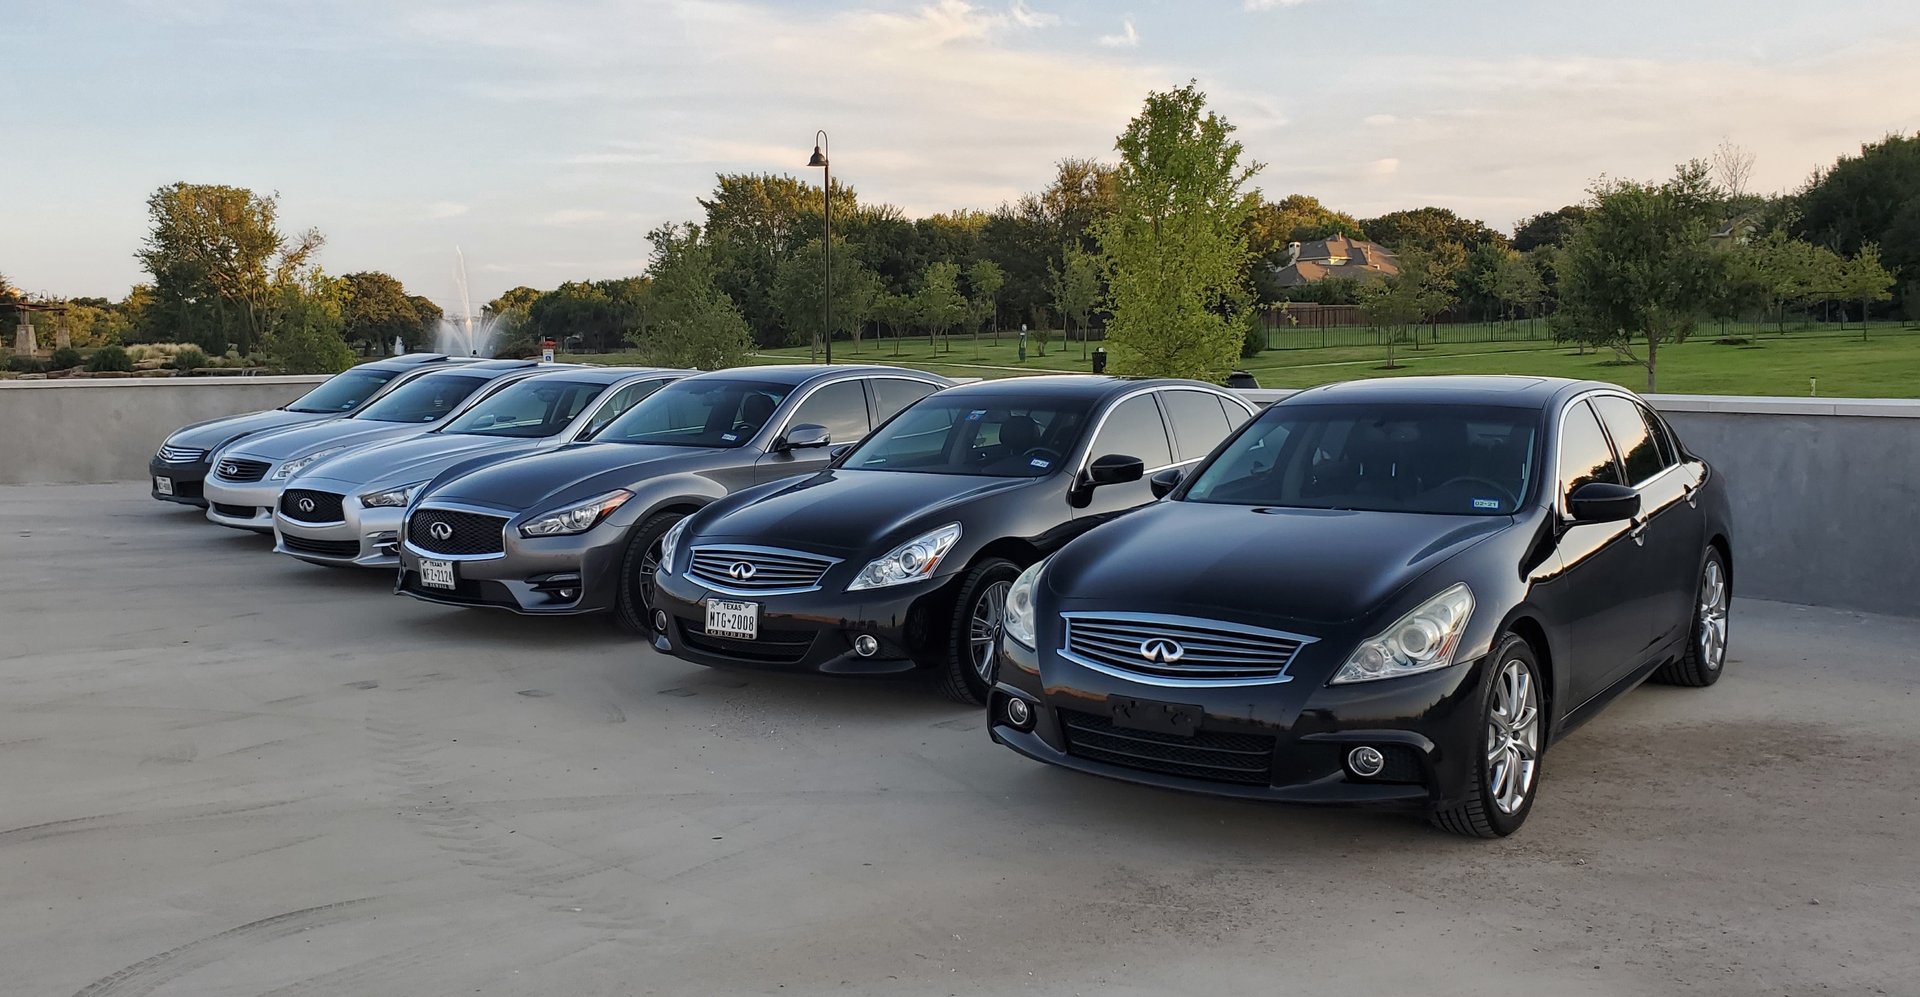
top-left (1108, 697), bottom-right (1203, 738)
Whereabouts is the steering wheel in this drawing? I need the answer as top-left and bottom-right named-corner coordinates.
top-left (1432, 476), bottom-right (1517, 507)
top-left (1022, 447), bottom-right (1063, 465)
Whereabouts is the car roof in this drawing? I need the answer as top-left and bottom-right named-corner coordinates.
top-left (930, 374), bottom-right (1227, 403)
top-left (672, 364), bottom-right (951, 388)
top-left (357, 353), bottom-right (453, 371)
top-left (514, 365), bottom-right (671, 386)
top-left (1285, 375), bottom-right (1608, 410)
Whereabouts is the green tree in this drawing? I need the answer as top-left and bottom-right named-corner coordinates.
top-left (966, 258), bottom-right (1005, 344)
top-left (1096, 82), bottom-right (1262, 380)
top-left (1490, 251), bottom-right (1547, 322)
top-left (700, 173), bottom-right (858, 346)
top-left (1511, 205), bottom-right (1591, 253)
top-left (913, 261), bottom-right (968, 351)
top-left (1049, 244), bottom-right (1100, 359)
top-left (1794, 132), bottom-right (1920, 305)
top-left (639, 224), bottom-right (752, 370)
top-left (135, 183), bottom-right (323, 355)
top-left (873, 291), bottom-right (915, 356)
top-left (1553, 162), bottom-right (1724, 391)
top-left (267, 271), bottom-right (356, 374)
top-left (1837, 243), bottom-right (1896, 336)
top-left (1360, 250), bottom-right (1455, 369)
top-left (771, 236), bottom-right (877, 356)
top-left (340, 272), bottom-right (424, 354)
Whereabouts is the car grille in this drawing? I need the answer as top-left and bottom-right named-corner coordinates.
top-left (687, 545), bottom-right (837, 592)
top-left (1059, 708), bottom-right (1275, 786)
top-left (279, 489), bottom-right (345, 523)
top-left (407, 508), bottom-right (507, 556)
top-left (157, 445), bottom-right (207, 463)
top-left (282, 535), bottom-right (360, 559)
top-left (212, 457), bottom-right (271, 482)
top-left (1061, 613), bottom-right (1310, 683)
top-left (680, 623), bottom-right (817, 665)
top-left (212, 502), bottom-right (260, 519)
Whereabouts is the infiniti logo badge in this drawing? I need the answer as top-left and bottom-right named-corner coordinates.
top-left (297, 497), bottom-right (316, 514)
top-left (728, 561), bottom-right (758, 581)
top-left (219, 462), bottom-right (238, 477)
top-left (428, 521), bottom-right (454, 541)
top-left (1139, 637), bottom-right (1185, 664)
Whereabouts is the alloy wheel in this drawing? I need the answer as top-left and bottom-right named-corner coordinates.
top-left (636, 536), bottom-right (665, 611)
top-left (970, 580), bottom-right (1012, 682)
top-left (1698, 558), bottom-right (1728, 673)
top-left (1486, 658), bottom-right (1540, 816)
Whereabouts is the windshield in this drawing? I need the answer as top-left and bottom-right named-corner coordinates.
top-left (353, 373), bottom-right (494, 424)
top-left (841, 395), bottom-right (1092, 477)
top-left (440, 378), bottom-right (604, 438)
top-left (285, 368), bottom-right (399, 413)
top-left (1182, 403), bottom-right (1538, 515)
top-left (597, 377), bottom-right (794, 448)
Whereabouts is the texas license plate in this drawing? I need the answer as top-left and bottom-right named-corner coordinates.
top-left (705, 599), bottom-right (758, 640)
top-left (420, 559), bottom-right (456, 590)
top-left (154, 476), bottom-right (174, 496)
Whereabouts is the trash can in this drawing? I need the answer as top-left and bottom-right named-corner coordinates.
top-left (1092, 348), bottom-right (1108, 375)
top-left (1225, 369), bottom-right (1259, 389)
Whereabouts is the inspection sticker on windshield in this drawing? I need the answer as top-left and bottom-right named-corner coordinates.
top-left (721, 433), bottom-right (738, 442)
top-left (1029, 458), bottom-right (1051, 468)
top-left (965, 409), bottom-right (986, 421)
top-left (1473, 498), bottom-right (1501, 510)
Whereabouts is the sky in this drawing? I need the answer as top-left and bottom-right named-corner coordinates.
top-left (5, 0), bottom-right (1918, 311)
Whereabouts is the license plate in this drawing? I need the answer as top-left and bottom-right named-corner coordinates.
top-left (154, 476), bottom-right (174, 496)
top-left (705, 599), bottom-right (758, 640)
top-left (1109, 697), bottom-right (1204, 738)
top-left (420, 559), bottom-right (456, 590)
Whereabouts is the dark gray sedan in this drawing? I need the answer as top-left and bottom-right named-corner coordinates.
top-left (395, 365), bottom-right (952, 631)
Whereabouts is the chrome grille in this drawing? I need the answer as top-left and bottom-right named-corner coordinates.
top-left (157, 445), bottom-right (207, 463)
top-left (687, 545), bottom-right (837, 593)
top-left (213, 457), bottom-right (271, 482)
top-left (1061, 613), bottom-right (1313, 685)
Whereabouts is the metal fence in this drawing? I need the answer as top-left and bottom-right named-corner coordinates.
top-left (1258, 318), bottom-right (1558, 351)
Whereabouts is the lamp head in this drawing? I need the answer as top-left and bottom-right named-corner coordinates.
top-left (807, 145), bottom-right (827, 168)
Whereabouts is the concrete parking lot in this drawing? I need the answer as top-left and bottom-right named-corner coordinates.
top-left (2, 485), bottom-right (1915, 996)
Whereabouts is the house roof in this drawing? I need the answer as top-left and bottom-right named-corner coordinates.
top-left (1270, 235), bottom-right (1401, 287)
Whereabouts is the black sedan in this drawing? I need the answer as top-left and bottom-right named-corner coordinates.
top-left (989, 376), bottom-right (1733, 837)
top-left (650, 376), bottom-right (1257, 703)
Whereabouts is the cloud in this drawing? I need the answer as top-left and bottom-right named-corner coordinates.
top-left (1007, 0), bottom-right (1057, 29)
top-left (1244, 0), bottom-right (1320, 9)
top-left (1098, 17), bottom-right (1138, 48)
top-left (1365, 157), bottom-right (1400, 177)
top-left (425, 201), bottom-right (469, 220)
top-left (540, 208), bottom-right (611, 226)
top-left (1363, 113), bottom-right (1397, 127)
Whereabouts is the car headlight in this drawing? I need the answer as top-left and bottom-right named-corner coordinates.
top-left (518, 490), bottom-right (633, 538)
top-left (657, 517), bottom-right (689, 575)
top-left (847, 523), bottom-right (962, 592)
top-left (1331, 582), bottom-right (1476, 684)
top-left (359, 481), bottom-right (428, 508)
top-left (273, 446), bottom-right (347, 480)
top-left (1001, 555), bottom-right (1051, 649)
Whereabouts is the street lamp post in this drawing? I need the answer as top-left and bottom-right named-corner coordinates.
top-left (807, 130), bottom-right (831, 365)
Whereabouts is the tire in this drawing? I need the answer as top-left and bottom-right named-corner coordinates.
top-left (613, 511), bottom-right (686, 637)
top-left (1652, 548), bottom-right (1730, 687)
top-left (1430, 633), bottom-right (1544, 838)
top-left (933, 557), bottom-right (1020, 706)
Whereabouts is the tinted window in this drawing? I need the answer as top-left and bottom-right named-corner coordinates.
top-left (599, 378), bottom-right (793, 448)
top-left (354, 373), bottom-right (493, 424)
top-left (441, 378), bottom-right (604, 438)
top-left (285, 368), bottom-right (399, 413)
top-left (1161, 390), bottom-right (1234, 461)
top-left (1219, 395), bottom-right (1253, 430)
top-left (1644, 405), bottom-right (1679, 467)
top-left (1184, 403), bottom-right (1538, 516)
top-left (872, 378), bottom-right (940, 422)
top-left (1591, 395), bottom-right (1666, 485)
top-left (1559, 400), bottom-right (1623, 499)
top-left (842, 395), bottom-right (1093, 477)
top-left (1089, 395), bottom-right (1173, 468)
top-left (578, 378), bottom-right (669, 439)
top-left (785, 380), bottom-right (870, 445)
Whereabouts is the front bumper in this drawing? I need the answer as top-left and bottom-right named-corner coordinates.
top-left (988, 636), bottom-right (1491, 809)
top-left (202, 477), bottom-right (281, 532)
top-left (274, 499), bottom-right (403, 568)
top-left (394, 505), bottom-right (626, 615)
top-left (649, 568), bottom-right (957, 676)
top-left (148, 455), bottom-right (211, 507)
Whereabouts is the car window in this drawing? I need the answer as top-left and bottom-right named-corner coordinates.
top-left (1219, 394), bottom-right (1254, 429)
top-left (785, 379), bottom-right (870, 445)
top-left (1642, 404), bottom-right (1679, 467)
top-left (872, 378), bottom-right (940, 423)
top-left (1088, 394), bottom-right (1174, 469)
top-left (1183, 402), bottom-right (1538, 516)
top-left (1591, 395), bottom-right (1666, 486)
top-left (842, 395), bottom-right (1094, 477)
top-left (578, 379), bottom-right (669, 439)
top-left (441, 378), bottom-right (603, 438)
top-left (598, 377), bottom-right (794, 448)
top-left (1161, 389), bottom-right (1235, 461)
top-left (1560, 400), bottom-right (1623, 500)
top-left (285, 368), bottom-right (400, 413)
top-left (354, 373), bottom-right (493, 424)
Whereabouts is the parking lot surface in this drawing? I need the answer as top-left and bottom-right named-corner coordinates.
top-left (2, 485), bottom-right (1915, 996)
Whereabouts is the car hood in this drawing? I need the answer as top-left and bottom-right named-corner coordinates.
top-left (293, 433), bottom-right (546, 492)
top-left (220, 419), bottom-right (431, 464)
top-left (698, 470), bottom-right (1036, 555)
top-left (163, 409), bottom-right (334, 452)
top-left (425, 441), bottom-right (722, 512)
top-left (1047, 502), bottom-right (1511, 627)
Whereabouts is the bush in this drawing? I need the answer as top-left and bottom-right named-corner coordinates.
top-left (7, 355), bottom-right (48, 374)
top-left (172, 346), bottom-right (208, 372)
top-left (86, 345), bottom-right (134, 372)
top-left (49, 346), bottom-right (83, 370)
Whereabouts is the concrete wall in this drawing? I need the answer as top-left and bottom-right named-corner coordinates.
top-left (1, 377), bottom-right (1916, 616)
top-left (0, 376), bottom-right (327, 486)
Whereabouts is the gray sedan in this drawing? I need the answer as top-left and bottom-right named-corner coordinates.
top-left (273, 365), bottom-right (687, 567)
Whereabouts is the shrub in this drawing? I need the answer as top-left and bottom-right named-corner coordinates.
top-left (7, 355), bottom-right (49, 374)
top-left (49, 346), bottom-right (83, 370)
top-left (86, 345), bottom-right (133, 372)
top-left (172, 346), bottom-right (208, 372)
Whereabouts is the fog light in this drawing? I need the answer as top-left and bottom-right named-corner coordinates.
top-left (652, 610), bottom-right (669, 633)
top-left (556, 589), bottom-right (577, 601)
top-left (1347, 745), bottom-right (1386, 778)
top-left (852, 634), bottom-right (880, 657)
top-left (1005, 697), bottom-right (1033, 729)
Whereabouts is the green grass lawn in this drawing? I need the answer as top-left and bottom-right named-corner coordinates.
top-left (567, 322), bottom-right (1920, 398)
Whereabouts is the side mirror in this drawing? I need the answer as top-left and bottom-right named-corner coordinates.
top-left (1149, 466), bottom-right (1185, 499)
top-left (777, 423), bottom-right (831, 453)
top-left (1567, 481), bottom-right (1640, 524)
top-left (1085, 453), bottom-right (1145, 487)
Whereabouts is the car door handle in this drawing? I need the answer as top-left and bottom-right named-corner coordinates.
top-left (1683, 483), bottom-right (1699, 508)
top-left (1629, 520), bottom-right (1649, 545)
